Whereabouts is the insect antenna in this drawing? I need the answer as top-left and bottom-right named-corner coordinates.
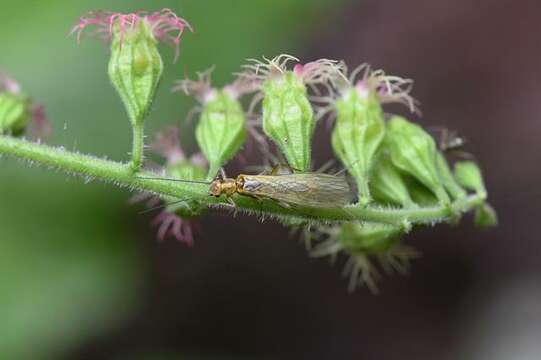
top-left (333, 158), bottom-right (364, 176)
top-left (138, 196), bottom-right (196, 215)
top-left (136, 176), bottom-right (212, 185)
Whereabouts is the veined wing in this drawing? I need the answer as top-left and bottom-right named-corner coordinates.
top-left (240, 173), bottom-right (354, 207)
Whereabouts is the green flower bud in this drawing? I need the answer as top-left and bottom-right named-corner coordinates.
top-left (405, 176), bottom-right (439, 207)
top-left (195, 90), bottom-right (246, 178)
top-left (474, 203), bottom-right (498, 228)
top-left (0, 74), bottom-right (50, 138)
top-left (0, 91), bottom-right (31, 136)
top-left (339, 222), bottom-right (402, 254)
top-left (73, 10), bottom-right (192, 126)
top-left (328, 63), bottom-right (419, 206)
top-left (386, 116), bottom-right (450, 205)
top-left (309, 222), bottom-right (418, 293)
top-left (108, 19), bottom-right (163, 126)
top-left (436, 152), bottom-right (467, 200)
top-left (239, 55), bottom-right (341, 171)
top-left (454, 161), bottom-right (486, 195)
top-left (370, 153), bottom-right (416, 208)
top-left (261, 71), bottom-right (314, 171)
top-left (332, 89), bottom-right (386, 205)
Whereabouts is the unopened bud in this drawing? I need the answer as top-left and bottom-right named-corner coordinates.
top-left (339, 222), bottom-right (403, 254)
top-left (454, 161), bottom-right (486, 195)
top-left (474, 203), bottom-right (498, 228)
top-left (108, 19), bottom-right (163, 126)
top-left (241, 55), bottom-right (339, 171)
top-left (370, 154), bottom-right (416, 208)
top-left (332, 88), bottom-right (385, 205)
top-left (0, 74), bottom-right (50, 138)
top-left (436, 152), bottom-right (467, 200)
top-left (0, 91), bottom-right (31, 136)
top-left (386, 116), bottom-right (450, 205)
top-left (72, 9), bottom-right (192, 126)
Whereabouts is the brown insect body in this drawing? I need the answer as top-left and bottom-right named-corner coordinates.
top-left (210, 172), bottom-right (353, 208)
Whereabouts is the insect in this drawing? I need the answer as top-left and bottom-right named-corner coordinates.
top-left (142, 166), bottom-right (354, 209)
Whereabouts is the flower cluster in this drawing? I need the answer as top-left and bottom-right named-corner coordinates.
top-left (166, 51), bottom-right (496, 289)
top-left (0, 9), bottom-right (497, 292)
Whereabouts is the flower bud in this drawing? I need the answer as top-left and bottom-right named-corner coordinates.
top-left (0, 74), bottom-right (51, 138)
top-left (72, 10), bottom-right (192, 126)
top-left (309, 222), bottom-right (418, 292)
top-left (241, 55), bottom-right (339, 171)
top-left (339, 222), bottom-right (403, 254)
top-left (369, 154), bottom-right (416, 208)
top-left (197, 91), bottom-right (246, 178)
top-left (108, 19), bottom-right (163, 126)
top-left (454, 161), bottom-right (486, 195)
top-left (405, 177), bottom-right (439, 207)
top-left (386, 116), bottom-right (450, 205)
top-left (262, 69), bottom-right (313, 171)
top-left (331, 88), bottom-right (385, 205)
top-left (329, 63), bottom-right (418, 206)
top-left (474, 203), bottom-right (498, 228)
top-left (174, 69), bottom-right (249, 178)
top-left (436, 152), bottom-right (467, 200)
top-left (0, 91), bottom-right (31, 136)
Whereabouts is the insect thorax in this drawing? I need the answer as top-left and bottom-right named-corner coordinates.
top-left (209, 178), bottom-right (237, 197)
top-left (236, 175), bottom-right (264, 195)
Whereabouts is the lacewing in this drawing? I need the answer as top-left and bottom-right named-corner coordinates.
top-left (142, 169), bottom-right (354, 208)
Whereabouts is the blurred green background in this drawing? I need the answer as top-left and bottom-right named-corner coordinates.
top-left (0, 0), bottom-right (340, 358)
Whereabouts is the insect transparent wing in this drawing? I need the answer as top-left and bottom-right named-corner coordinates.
top-left (241, 173), bottom-right (354, 207)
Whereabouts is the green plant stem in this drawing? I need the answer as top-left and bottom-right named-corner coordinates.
top-left (130, 123), bottom-right (144, 172)
top-left (0, 135), bottom-right (485, 225)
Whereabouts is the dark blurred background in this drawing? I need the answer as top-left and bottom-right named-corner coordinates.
top-left (1, 0), bottom-right (540, 359)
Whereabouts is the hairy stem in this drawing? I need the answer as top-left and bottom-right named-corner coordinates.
top-left (0, 135), bottom-right (485, 225)
top-left (130, 123), bottom-right (144, 172)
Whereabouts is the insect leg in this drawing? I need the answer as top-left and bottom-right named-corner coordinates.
top-left (223, 195), bottom-right (239, 217)
top-left (218, 168), bottom-right (228, 180)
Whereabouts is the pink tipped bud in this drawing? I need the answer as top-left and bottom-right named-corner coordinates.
top-left (72, 9), bottom-right (192, 127)
top-left (70, 9), bottom-right (192, 61)
top-left (0, 73), bottom-right (21, 94)
top-left (332, 63), bottom-right (420, 114)
top-left (0, 73), bottom-right (51, 139)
